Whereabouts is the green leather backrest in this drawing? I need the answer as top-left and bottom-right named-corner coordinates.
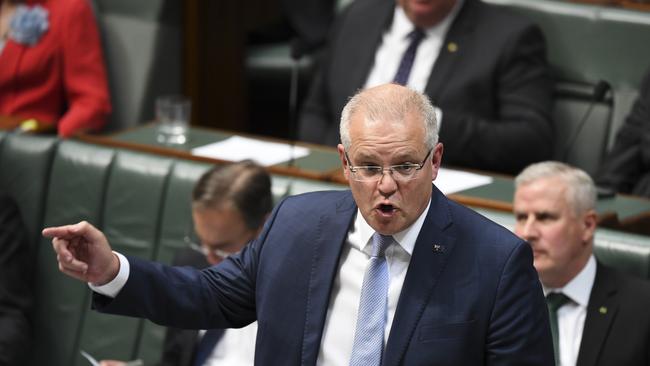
top-left (32, 140), bottom-right (116, 366)
top-left (551, 82), bottom-right (612, 175)
top-left (594, 231), bottom-right (650, 279)
top-left (75, 149), bottom-right (176, 364)
top-left (0, 133), bottom-right (58, 247)
top-left (90, 0), bottom-right (183, 132)
top-left (135, 160), bottom-right (212, 364)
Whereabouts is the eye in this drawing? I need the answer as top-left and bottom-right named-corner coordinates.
top-left (393, 164), bottom-right (416, 174)
top-left (363, 166), bottom-right (383, 175)
top-left (514, 213), bottom-right (528, 222)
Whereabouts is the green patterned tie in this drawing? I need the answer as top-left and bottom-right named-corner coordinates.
top-left (546, 292), bottom-right (571, 365)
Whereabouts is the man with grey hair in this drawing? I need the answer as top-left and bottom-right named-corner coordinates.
top-left (514, 161), bottom-right (650, 366)
top-left (46, 83), bottom-right (552, 365)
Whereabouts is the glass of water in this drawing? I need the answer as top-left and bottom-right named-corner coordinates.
top-left (156, 95), bottom-right (191, 145)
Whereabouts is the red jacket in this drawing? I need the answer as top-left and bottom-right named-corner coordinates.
top-left (0, 0), bottom-right (111, 137)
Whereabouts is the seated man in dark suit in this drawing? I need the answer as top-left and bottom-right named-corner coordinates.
top-left (100, 161), bottom-right (273, 366)
top-left (514, 161), bottom-right (650, 366)
top-left (0, 192), bottom-right (33, 366)
top-left (596, 67), bottom-right (650, 198)
top-left (299, 0), bottom-right (554, 174)
top-left (46, 84), bottom-right (553, 365)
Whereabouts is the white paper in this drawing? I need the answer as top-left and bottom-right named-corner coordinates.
top-left (191, 136), bottom-right (310, 166)
top-left (435, 168), bottom-right (493, 194)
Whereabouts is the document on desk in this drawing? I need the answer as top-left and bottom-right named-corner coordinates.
top-left (192, 136), bottom-right (310, 166)
top-left (435, 168), bottom-right (493, 195)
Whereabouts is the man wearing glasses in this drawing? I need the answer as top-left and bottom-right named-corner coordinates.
top-left (100, 161), bottom-right (272, 366)
top-left (45, 83), bottom-right (553, 365)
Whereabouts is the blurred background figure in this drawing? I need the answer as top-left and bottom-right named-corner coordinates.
top-left (596, 66), bottom-right (650, 198)
top-left (100, 160), bottom-right (272, 366)
top-left (513, 161), bottom-right (650, 366)
top-left (298, 0), bottom-right (553, 174)
top-left (0, 0), bottom-right (111, 137)
top-left (0, 192), bottom-right (33, 366)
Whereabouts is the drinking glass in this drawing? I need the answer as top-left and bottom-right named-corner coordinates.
top-left (156, 95), bottom-right (191, 145)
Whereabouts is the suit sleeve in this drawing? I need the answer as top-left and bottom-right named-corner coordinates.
top-left (0, 195), bottom-right (34, 366)
top-left (156, 250), bottom-right (208, 366)
top-left (486, 240), bottom-right (554, 365)
top-left (91, 198), bottom-right (288, 330)
top-left (58, 0), bottom-right (111, 137)
top-left (439, 24), bottom-right (554, 174)
top-left (595, 68), bottom-right (650, 196)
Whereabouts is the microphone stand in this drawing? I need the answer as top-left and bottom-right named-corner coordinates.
top-left (562, 80), bottom-right (611, 163)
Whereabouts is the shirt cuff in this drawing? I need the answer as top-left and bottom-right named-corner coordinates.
top-left (88, 251), bottom-right (130, 298)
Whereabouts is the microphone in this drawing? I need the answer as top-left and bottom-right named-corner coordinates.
top-left (561, 80), bottom-right (611, 163)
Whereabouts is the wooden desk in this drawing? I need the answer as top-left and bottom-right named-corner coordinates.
top-left (0, 115), bottom-right (55, 134)
top-left (79, 124), bottom-right (343, 184)
top-left (78, 124), bottom-right (650, 236)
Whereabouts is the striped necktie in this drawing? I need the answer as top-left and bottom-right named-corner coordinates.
top-left (349, 233), bottom-right (393, 366)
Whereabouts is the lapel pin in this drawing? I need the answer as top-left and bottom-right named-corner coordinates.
top-left (447, 42), bottom-right (458, 53)
top-left (432, 244), bottom-right (446, 253)
top-left (599, 306), bottom-right (607, 314)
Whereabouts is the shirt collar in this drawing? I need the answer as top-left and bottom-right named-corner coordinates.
top-left (392, 0), bottom-right (465, 40)
top-left (353, 197), bottom-right (432, 256)
top-left (543, 255), bottom-right (596, 307)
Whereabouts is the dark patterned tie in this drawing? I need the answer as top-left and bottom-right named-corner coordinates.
top-left (546, 292), bottom-right (571, 365)
top-left (349, 233), bottom-right (393, 366)
top-left (193, 328), bottom-right (224, 366)
top-left (392, 28), bottom-right (426, 85)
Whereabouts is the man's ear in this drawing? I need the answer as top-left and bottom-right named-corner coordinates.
top-left (430, 143), bottom-right (444, 181)
top-left (337, 144), bottom-right (350, 181)
top-left (581, 209), bottom-right (598, 244)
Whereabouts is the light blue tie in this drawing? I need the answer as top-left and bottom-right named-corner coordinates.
top-left (349, 233), bottom-right (393, 366)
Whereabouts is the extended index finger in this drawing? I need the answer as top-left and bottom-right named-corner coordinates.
top-left (42, 221), bottom-right (96, 240)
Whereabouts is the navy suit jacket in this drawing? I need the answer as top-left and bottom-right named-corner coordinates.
top-left (298, 0), bottom-right (553, 174)
top-left (94, 187), bottom-right (553, 365)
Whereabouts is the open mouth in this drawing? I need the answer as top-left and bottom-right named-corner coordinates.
top-left (378, 204), bottom-right (396, 214)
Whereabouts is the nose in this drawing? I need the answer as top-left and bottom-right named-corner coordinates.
top-left (518, 216), bottom-right (539, 242)
top-left (377, 170), bottom-right (398, 197)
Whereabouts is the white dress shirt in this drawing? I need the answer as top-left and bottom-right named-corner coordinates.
top-left (362, 2), bottom-right (462, 130)
top-left (92, 199), bottom-right (432, 366)
top-left (363, 2), bottom-right (463, 92)
top-left (202, 322), bottom-right (257, 366)
top-left (316, 199), bottom-right (431, 366)
top-left (543, 255), bottom-right (596, 366)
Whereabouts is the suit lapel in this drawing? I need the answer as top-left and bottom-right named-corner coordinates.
top-left (576, 263), bottom-right (619, 366)
top-left (425, 0), bottom-right (478, 101)
top-left (383, 187), bottom-right (457, 366)
top-left (300, 192), bottom-right (357, 365)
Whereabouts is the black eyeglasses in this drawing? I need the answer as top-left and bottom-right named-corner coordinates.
top-left (344, 148), bottom-right (432, 182)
